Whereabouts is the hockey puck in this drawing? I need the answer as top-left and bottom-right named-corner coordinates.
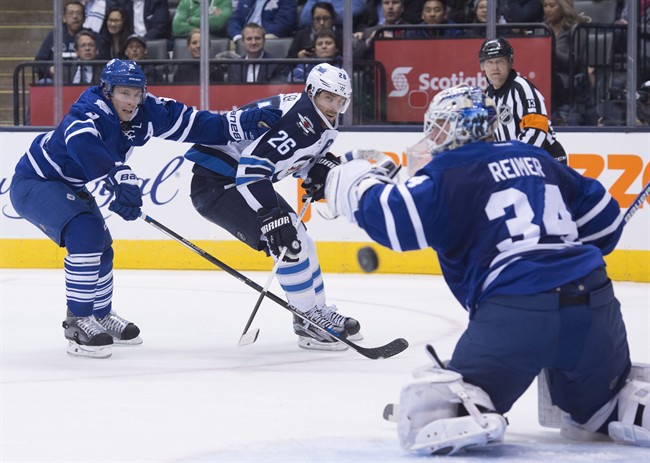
top-left (357, 246), bottom-right (379, 273)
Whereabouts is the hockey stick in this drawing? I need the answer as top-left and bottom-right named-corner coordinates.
top-left (238, 197), bottom-right (313, 346)
top-left (623, 180), bottom-right (650, 224)
top-left (139, 213), bottom-right (409, 359)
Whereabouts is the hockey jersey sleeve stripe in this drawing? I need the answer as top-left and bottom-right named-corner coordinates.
top-left (521, 113), bottom-right (549, 133)
top-left (380, 185), bottom-right (402, 252)
top-left (157, 105), bottom-right (190, 139)
top-left (397, 184), bottom-right (428, 249)
top-left (175, 108), bottom-right (198, 143)
top-left (575, 192), bottom-right (613, 227)
top-left (580, 212), bottom-right (624, 243)
top-left (25, 147), bottom-right (46, 178)
top-left (39, 142), bottom-right (85, 185)
top-left (64, 126), bottom-right (101, 144)
top-left (239, 156), bottom-right (275, 171)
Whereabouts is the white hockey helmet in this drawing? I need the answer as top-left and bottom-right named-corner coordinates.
top-left (305, 63), bottom-right (352, 114)
top-left (406, 85), bottom-right (497, 175)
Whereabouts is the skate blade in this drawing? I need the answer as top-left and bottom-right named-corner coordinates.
top-left (66, 341), bottom-right (112, 359)
top-left (347, 332), bottom-right (364, 341)
top-left (297, 336), bottom-right (349, 351)
top-left (112, 336), bottom-right (143, 346)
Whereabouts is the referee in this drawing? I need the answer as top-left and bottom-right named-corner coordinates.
top-left (479, 37), bottom-right (567, 164)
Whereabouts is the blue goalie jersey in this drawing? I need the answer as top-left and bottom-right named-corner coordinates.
top-left (355, 140), bottom-right (624, 315)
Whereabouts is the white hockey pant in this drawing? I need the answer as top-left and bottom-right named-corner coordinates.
top-left (397, 368), bottom-right (507, 455)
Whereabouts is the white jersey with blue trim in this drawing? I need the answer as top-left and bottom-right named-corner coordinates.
top-left (184, 92), bottom-right (338, 211)
top-left (14, 86), bottom-right (232, 190)
top-left (354, 140), bottom-right (623, 314)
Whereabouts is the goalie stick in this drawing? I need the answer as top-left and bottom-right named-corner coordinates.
top-left (623, 179), bottom-right (650, 224)
top-left (140, 212), bottom-right (409, 360)
top-left (238, 197), bottom-right (313, 347)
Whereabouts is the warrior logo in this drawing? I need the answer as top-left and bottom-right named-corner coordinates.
top-left (388, 67), bottom-right (413, 98)
top-left (297, 113), bottom-right (315, 135)
top-left (497, 104), bottom-right (512, 125)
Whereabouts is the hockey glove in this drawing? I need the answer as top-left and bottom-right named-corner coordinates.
top-left (302, 152), bottom-right (340, 202)
top-left (104, 165), bottom-right (142, 221)
top-left (257, 207), bottom-right (302, 262)
top-left (223, 107), bottom-right (282, 142)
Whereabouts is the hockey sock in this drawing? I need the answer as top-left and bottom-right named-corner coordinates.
top-left (62, 213), bottom-right (104, 317)
top-left (93, 247), bottom-right (114, 319)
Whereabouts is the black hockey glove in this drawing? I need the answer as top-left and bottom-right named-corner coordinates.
top-left (302, 152), bottom-right (340, 201)
top-left (222, 107), bottom-right (282, 142)
top-left (257, 207), bottom-right (302, 262)
top-left (103, 165), bottom-right (142, 221)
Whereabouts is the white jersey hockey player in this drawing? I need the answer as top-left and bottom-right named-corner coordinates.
top-left (324, 85), bottom-right (649, 454)
top-left (183, 63), bottom-right (363, 351)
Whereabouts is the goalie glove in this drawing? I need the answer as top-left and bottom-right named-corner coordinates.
top-left (222, 107), bottom-right (282, 142)
top-left (301, 152), bottom-right (340, 202)
top-left (324, 159), bottom-right (398, 223)
top-left (257, 207), bottom-right (302, 262)
top-left (103, 165), bottom-right (142, 221)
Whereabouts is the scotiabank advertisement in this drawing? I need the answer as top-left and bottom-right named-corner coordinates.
top-left (375, 37), bottom-right (552, 123)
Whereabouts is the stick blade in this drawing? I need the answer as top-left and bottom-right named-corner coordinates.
top-left (238, 329), bottom-right (260, 347)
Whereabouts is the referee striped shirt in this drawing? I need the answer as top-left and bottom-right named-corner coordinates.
top-left (485, 69), bottom-right (559, 149)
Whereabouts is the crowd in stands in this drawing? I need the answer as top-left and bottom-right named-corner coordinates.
top-left (29, 0), bottom-right (650, 126)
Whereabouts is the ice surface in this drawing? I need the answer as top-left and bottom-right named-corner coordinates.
top-left (1, 269), bottom-right (649, 462)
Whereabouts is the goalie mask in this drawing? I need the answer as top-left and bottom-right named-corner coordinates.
top-left (406, 85), bottom-right (497, 176)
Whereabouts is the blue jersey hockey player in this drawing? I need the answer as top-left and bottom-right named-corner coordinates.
top-left (324, 85), bottom-right (648, 453)
top-left (183, 63), bottom-right (362, 351)
top-left (9, 59), bottom-right (281, 359)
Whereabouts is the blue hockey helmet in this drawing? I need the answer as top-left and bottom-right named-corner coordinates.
top-left (406, 85), bottom-right (497, 175)
top-left (100, 59), bottom-right (147, 101)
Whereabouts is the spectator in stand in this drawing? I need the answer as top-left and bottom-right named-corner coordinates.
top-left (299, 0), bottom-right (368, 30)
top-left (81, 0), bottom-right (108, 34)
top-left (353, 0), bottom-right (409, 59)
top-left (172, 0), bottom-right (232, 38)
top-left (287, 2), bottom-right (342, 59)
top-left (68, 29), bottom-right (101, 84)
top-left (402, 0), bottom-right (425, 24)
top-left (172, 28), bottom-right (223, 83)
top-left (227, 0), bottom-right (297, 44)
top-left (407, 0), bottom-right (463, 37)
top-left (112, 0), bottom-right (170, 40)
top-left (35, 1), bottom-right (86, 82)
top-left (290, 29), bottom-right (341, 82)
top-left (498, 0), bottom-right (544, 23)
top-left (228, 23), bottom-right (287, 83)
top-left (465, 0), bottom-right (488, 37)
top-left (542, 0), bottom-right (593, 125)
top-left (98, 6), bottom-right (132, 60)
top-left (122, 34), bottom-right (165, 83)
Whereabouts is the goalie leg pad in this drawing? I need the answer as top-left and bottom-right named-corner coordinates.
top-left (397, 368), bottom-right (506, 455)
top-left (608, 379), bottom-right (650, 447)
top-left (412, 413), bottom-right (507, 455)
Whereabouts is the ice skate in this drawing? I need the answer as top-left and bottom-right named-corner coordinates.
top-left (96, 310), bottom-right (142, 345)
top-left (293, 305), bottom-right (362, 351)
top-left (62, 311), bottom-right (113, 359)
top-left (317, 304), bottom-right (363, 341)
